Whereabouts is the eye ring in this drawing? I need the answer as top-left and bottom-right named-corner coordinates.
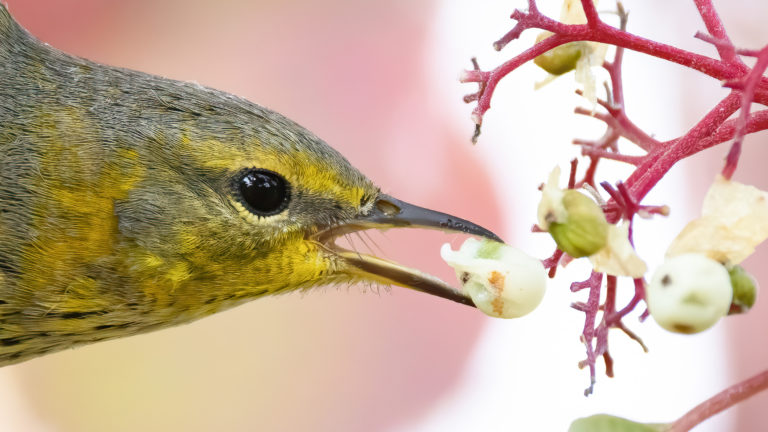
top-left (234, 168), bottom-right (291, 217)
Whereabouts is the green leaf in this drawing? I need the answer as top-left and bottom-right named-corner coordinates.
top-left (568, 414), bottom-right (667, 432)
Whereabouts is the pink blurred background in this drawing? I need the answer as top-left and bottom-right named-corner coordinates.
top-left (1, 1), bottom-right (767, 431)
top-left (2, 1), bottom-right (497, 431)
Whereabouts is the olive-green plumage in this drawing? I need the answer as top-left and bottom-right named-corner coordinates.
top-left (0, 6), bottom-right (380, 365)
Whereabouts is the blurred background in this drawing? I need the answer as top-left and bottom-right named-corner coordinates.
top-left (1, 0), bottom-right (767, 430)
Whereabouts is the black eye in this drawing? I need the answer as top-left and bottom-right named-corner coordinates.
top-left (236, 169), bottom-right (290, 216)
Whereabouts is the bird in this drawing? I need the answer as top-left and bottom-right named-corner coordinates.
top-left (0, 4), bottom-right (501, 366)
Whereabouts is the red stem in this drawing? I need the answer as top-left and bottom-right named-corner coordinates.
top-left (666, 370), bottom-right (768, 432)
top-left (579, 270), bottom-right (603, 395)
top-left (578, 146), bottom-right (643, 165)
top-left (464, 32), bottom-right (584, 124)
top-left (603, 34), bottom-right (661, 151)
top-left (722, 45), bottom-right (768, 179)
top-left (693, 0), bottom-right (740, 64)
top-left (620, 92), bottom-right (741, 211)
top-left (611, 279), bottom-right (645, 321)
top-left (469, 4), bottom-right (768, 123)
top-left (685, 109), bottom-right (768, 156)
top-left (579, 0), bottom-right (600, 28)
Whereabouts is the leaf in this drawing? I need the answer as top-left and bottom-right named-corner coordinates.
top-left (568, 414), bottom-right (667, 432)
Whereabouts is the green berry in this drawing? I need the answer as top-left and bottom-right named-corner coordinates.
top-left (533, 33), bottom-right (585, 75)
top-left (728, 265), bottom-right (757, 314)
top-left (549, 190), bottom-right (609, 258)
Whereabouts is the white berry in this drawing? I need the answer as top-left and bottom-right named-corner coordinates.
top-left (646, 254), bottom-right (732, 334)
top-left (441, 238), bottom-right (547, 319)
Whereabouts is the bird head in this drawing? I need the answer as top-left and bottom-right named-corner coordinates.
top-left (111, 85), bottom-right (501, 313)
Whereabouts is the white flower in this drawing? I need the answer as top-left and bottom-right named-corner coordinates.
top-left (667, 175), bottom-right (768, 266)
top-left (440, 238), bottom-right (547, 319)
top-left (646, 254), bottom-right (732, 334)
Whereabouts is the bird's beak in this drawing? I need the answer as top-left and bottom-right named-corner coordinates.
top-left (314, 194), bottom-right (503, 307)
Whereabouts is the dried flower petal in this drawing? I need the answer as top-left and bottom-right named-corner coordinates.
top-left (589, 223), bottom-right (647, 278)
top-left (667, 176), bottom-right (768, 265)
top-left (537, 166), bottom-right (567, 230)
top-left (560, 0), bottom-right (593, 24)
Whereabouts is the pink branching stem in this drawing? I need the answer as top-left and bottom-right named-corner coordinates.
top-left (685, 109), bottom-right (768, 157)
top-left (722, 44), bottom-right (768, 179)
top-left (598, 275), bottom-right (618, 378)
top-left (576, 180), bottom-right (648, 393)
top-left (665, 370), bottom-right (768, 432)
top-left (618, 92), bottom-right (740, 212)
top-left (572, 271), bottom-right (603, 395)
top-left (569, 173), bottom-right (649, 392)
top-left (568, 158), bottom-right (579, 188)
top-left (571, 108), bottom-right (645, 163)
top-left (579, 0), bottom-right (600, 28)
top-left (580, 156), bottom-right (599, 187)
top-left (585, 107), bottom-right (768, 168)
top-left (611, 279), bottom-right (645, 320)
top-left (542, 248), bottom-right (565, 278)
top-left (464, 1), bottom-right (768, 124)
top-left (601, 27), bottom-right (662, 151)
top-left (463, 32), bottom-right (585, 125)
top-left (608, 280), bottom-right (649, 356)
top-left (574, 274), bottom-right (648, 394)
top-left (693, 0), bottom-right (740, 65)
top-left (577, 146), bottom-right (643, 165)
top-left (571, 270), bottom-right (602, 293)
top-left (574, 275), bottom-right (648, 394)
top-left (574, 88), bottom-right (660, 151)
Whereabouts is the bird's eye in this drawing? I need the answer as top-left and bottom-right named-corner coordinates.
top-left (236, 169), bottom-right (290, 216)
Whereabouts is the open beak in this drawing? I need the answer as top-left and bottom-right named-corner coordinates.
top-left (315, 194), bottom-right (503, 307)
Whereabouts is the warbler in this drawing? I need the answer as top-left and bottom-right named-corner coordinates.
top-left (0, 5), bottom-right (500, 366)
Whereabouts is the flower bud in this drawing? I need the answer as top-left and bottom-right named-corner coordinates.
top-left (441, 238), bottom-right (547, 319)
top-left (646, 254), bottom-right (732, 334)
top-left (728, 265), bottom-right (758, 315)
top-left (549, 189), bottom-right (609, 258)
